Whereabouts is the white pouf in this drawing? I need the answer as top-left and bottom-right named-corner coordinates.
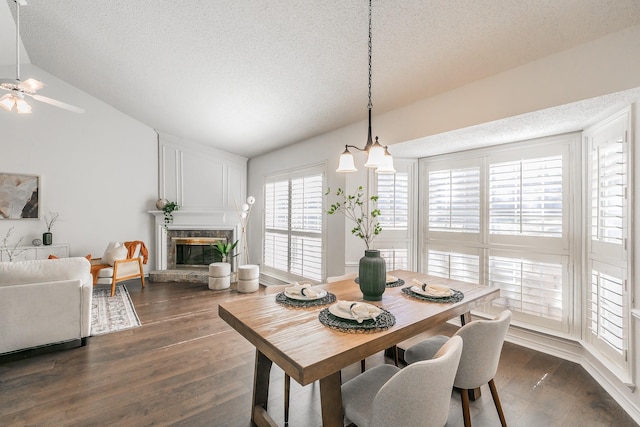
top-left (209, 262), bottom-right (231, 277)
top-left (209, 276), bottom-right (231, 290)
top-left (237, 264), bottom-right (259, 280)
top-left (237, 278), bottom-right (259, 293)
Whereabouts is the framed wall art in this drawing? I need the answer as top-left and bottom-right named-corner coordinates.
top-left (0, 173), bottom-right (40, 219)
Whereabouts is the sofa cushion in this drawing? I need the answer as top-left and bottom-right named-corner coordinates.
top-left (0, 257), bottom-right (91, 286)
top-left (102, 242), bottom-right (128, 266)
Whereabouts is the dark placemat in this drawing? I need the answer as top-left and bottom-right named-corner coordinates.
top-left (275, 291), bottom-right (336, 308)
top-left (355, 277), bottom-right (406, 288)
top-left (401, 286), bottom-right (464, 303)
top-left (318, 307), bottom-right (396, 333)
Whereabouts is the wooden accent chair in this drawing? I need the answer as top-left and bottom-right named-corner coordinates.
top-left (91, 241), bottom-right (148, 297)
top-left (404, 310), bottom-right (512, 427)
top-left (341, 335), bottom-right (463, 427)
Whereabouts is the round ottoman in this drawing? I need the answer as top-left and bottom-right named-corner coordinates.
top-left (209, 262), bottom-right (231, 290)
top-left (237, 264), bottom-right (260, 293)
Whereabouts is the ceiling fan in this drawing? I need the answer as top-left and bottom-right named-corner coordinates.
top-left (0, 0), bottom-right (83, 114)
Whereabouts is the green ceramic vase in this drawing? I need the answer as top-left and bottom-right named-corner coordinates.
top-left (358, 249), bottom-right (386, 301)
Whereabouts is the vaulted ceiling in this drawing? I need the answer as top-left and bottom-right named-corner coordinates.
top-left (2, 0), bottom-right (640, 158)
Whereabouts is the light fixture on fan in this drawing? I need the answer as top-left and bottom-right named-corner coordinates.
top-left (336, 0), bottom-right (395, 174)
top-left (1, 0), bottom-right (84, 114)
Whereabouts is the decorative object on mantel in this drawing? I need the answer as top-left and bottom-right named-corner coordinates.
top-left (160, 201), bottom-right (179, 231)
top-left (2, 227), bottom-right (25, 261)
top-left (31, 238), bottom-right (42, 246)
top-left (327, 185), bottom-right (385, 301)
top-left (43, 210), bottom-right (59, 246)
top-left (335, 0), bottom-right (395, 174)
top-left (236, 196), bottom-right (255, 265)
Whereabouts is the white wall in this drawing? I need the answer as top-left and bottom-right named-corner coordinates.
top-left (0, 64), bottom-right (158, 265)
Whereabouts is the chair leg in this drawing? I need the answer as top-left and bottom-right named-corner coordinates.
top-left (460, 388), bottom-right (472, 427)
top-left (393, 345), bottom-right (399, 366)
top-left (284, 373), bottom-right (291, 425)
top-left (360, 359), bottom-right (366, 373)
top-left (488, 379), bottom-right (507, 426)
top-left (110, 281), bottom-right (116, 297)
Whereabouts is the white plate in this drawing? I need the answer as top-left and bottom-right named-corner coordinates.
top-left (410, 285), bottom-right (453, 298)
top-left (328, 302), bottom-right (381, 321)
top-left (284, 288), bottom-right (327, 301)
top-left (386, 275), bottom-right (398, 284)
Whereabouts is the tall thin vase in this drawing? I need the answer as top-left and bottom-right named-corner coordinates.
top-left (358, 249), bottom-right (386, 301)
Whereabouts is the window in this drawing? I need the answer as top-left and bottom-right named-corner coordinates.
top-left (489, 156), bottom-right (563, 237)
top-left (422, 136), bottom-right (574, 332)
top-left (428, 167), bottom-right (480, 233)
top-left (263, 167), bottom-right (324, 282)
top-left (377, 172), bottom-right (409, 229)
top-left (584, 109), bottom-right (630, 377)
top-left (372, 161), bottom-right (416, 271)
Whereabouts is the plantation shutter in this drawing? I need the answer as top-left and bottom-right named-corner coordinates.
top-left (377, 172), bottom-right (409, 229)
top-left (428, 167), bottom-right (480, 232)
top-left (584, 110), bottom-right (629, 374)
top-left (489, 155), bottom-right (563, 237)
top-left (263, 168), bottom-right (324, 282)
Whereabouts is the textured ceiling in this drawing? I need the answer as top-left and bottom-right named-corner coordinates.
top-left (2, 0), bottom-right (640, 158)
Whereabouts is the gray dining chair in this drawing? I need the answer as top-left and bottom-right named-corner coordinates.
top-left (404, 310), bottom-right (512, 427)
top-left (341, 335), bottom-right (463, 427)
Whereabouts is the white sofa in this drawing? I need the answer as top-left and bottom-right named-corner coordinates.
top-left (0, 257), bottom-right (93, 355)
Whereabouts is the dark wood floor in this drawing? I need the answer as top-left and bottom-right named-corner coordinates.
top-left (0, 280), bottom-right (637, 427)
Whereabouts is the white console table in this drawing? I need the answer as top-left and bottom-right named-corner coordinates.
top-left (0, 244), bottom-right (69, 262)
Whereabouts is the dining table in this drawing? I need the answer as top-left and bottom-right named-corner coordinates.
top-left (218, 269), bottom-right (500, 427)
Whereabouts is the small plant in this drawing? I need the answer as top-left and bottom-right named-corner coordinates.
top-left (326, 186), bottom-right (381, 250)
top-left (162, 202), bottom-right (180, 231)
top-left (44, 211), bottom-right (60, 232)
top-left (2, 227), bottom-right (25, 261)
top-left (212, 240), bottom-right (240, 263)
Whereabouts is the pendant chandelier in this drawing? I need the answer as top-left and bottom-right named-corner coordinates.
top-left (336, 0), bottom-right (395, 174)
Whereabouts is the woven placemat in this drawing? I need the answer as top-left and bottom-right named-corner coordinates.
top-left (401, 286), bottom-right (464, 303)
top-left (354, 277), bottom-right (406, 288)
top-left (275, 292), bottom-right (336, 308)
top-left (318, 307), bottom-right (396, 333)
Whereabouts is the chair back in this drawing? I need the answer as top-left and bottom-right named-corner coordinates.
top-left (326, 272), bottom-right (357, 283)
top-left (370, 336), bottom-right (463, 427)
top-left (453, 310), bottom-right (511, 389)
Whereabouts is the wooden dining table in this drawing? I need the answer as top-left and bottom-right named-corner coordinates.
top-left (218, 270), bottom-right (500, 427)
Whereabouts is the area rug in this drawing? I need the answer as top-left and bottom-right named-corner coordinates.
top-left (91, 285), bottom-right (141, 336)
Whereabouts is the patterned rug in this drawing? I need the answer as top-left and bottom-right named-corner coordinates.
top-left (91, 285), bottom-right (141, 336)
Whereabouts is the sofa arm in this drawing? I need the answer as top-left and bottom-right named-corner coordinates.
top-left (0, 280), bottom-right (87, 354)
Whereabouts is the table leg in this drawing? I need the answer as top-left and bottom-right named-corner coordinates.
top-left (319, 371), bottom-right (344, 427)
top-left (251, 349), bottom-right (277, 427)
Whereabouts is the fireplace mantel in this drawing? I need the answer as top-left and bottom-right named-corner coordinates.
top-left (149, 210), bottom-right (240, 270)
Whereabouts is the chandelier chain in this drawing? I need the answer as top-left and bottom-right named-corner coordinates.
top-left (367, 0), bottom-right (372, 110)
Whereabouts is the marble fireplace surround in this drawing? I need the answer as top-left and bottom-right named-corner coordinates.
top-left (149, 211), bottom-right (240, 283)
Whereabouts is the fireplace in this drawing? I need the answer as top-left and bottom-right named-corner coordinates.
top-left (166, 229), bottom-right (235, 270)
top-left (174, 237), bottom-right (226, 268)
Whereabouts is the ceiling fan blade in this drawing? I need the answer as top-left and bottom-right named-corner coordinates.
top-left (31, 94), bottom-right (85, 114)
top-left (19, 78), bottom-right (45, 92)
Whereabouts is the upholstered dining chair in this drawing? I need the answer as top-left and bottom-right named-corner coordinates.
top-left (404, 310), bottom-right (512, 427)
top-left (341, 335), bottom-right (463, 427)
top-left (326, 272), bottom-right (357, 283)
top-left (91, 241), bottom-right (148, 297)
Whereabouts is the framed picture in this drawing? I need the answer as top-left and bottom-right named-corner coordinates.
top-left (0, 173), bottom-right (40, 219)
